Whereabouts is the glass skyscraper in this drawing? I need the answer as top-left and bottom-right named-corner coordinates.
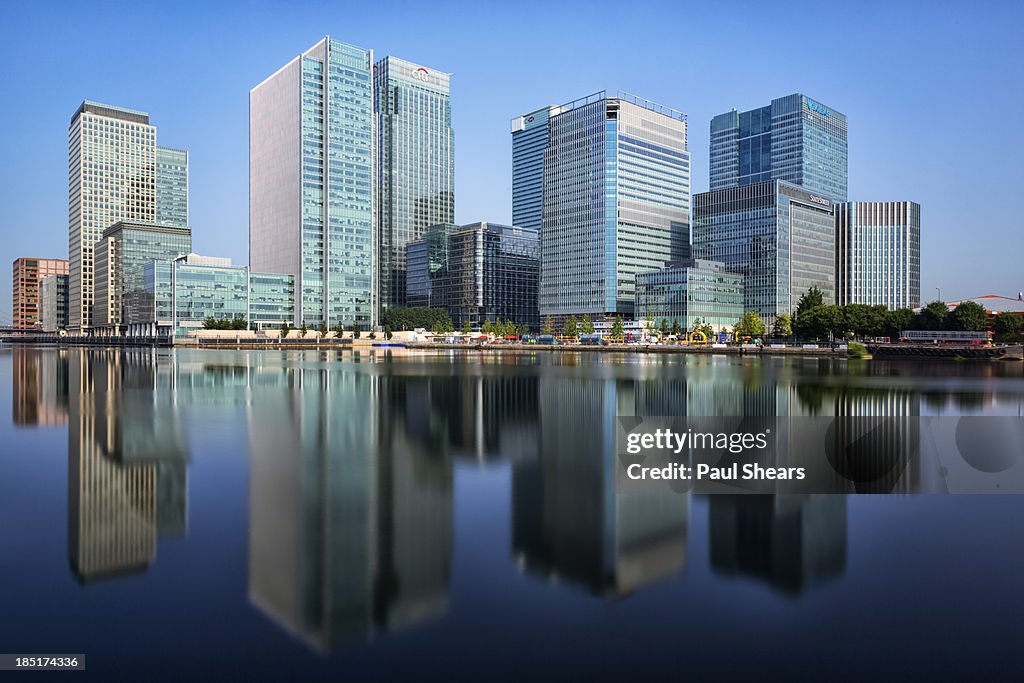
top-left (250, 37), bottom-right (376, 329)
top-left (835, 201), bottom-right (921, 309)
top-left (539, 92), bottom-right (691, 321)
top-left (511, 105), bottom-right (562, 232)
top-left (155, 147), bottom-right (189, 228)
top-left (68, 101), bottom-right (157, 332)
top-left (693, 180), bottom-right (835, 325)
top-left (405, 223), bottom-right (458, 309)
top-left (710, 93), bottom-right (848, 202)
top-left (375, 56), bottom-right (454, 311)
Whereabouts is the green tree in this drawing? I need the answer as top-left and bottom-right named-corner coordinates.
top-left (351, 322), bottom-right (361, 339)
top-left (333, 322), bottom-right (345, 337)
top-left (543, 316), bottom-right (555, 335)
top-left (659, 318), bottom-right (670, 336)
top-left (993, 312), bottom-right (1024, 343)
top-left (518, 323), bottom-right (530, 336)
top-left (482, 319), bottom-right (494, 336)
top-left (279, 321), bottom-right (291, 338)
top-left (319, 322), bottom-right (328, 337)
top-left (795, 286), bottom-right (825, 318)
top-left (884, 308), bottom-right (915, 339)
top-left (735, 311), bottom-right (766, 339)
top-left (384, 325), bottom-right (393, 340)
top-left (671, 319), bottom-right (682, 336)
top-left (564, 315), bottom-right (578, 338)
top-left (203, 317), bottom-right (219, 329)
top-left (917, 301), bottom-right (951, 331)
top-left (610, 315), bottom-right (625, 341)
top-left (580, 315), bottom-right (595, 334)
top-left (461, 321), bottom-right (472, 336)
top-left (950, 301), bottom-right (988, 331)
top-left (772, 313), bottom-right (793, 338)
top-left (698, 320), bottom-right (714, 339)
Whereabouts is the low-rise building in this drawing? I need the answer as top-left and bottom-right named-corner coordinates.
top-left (12, 257), bottom-right (68, 329)
top-left (124, 253), bottom-right (294, 336)
top-left (635, 258), bottom-right (745, 333)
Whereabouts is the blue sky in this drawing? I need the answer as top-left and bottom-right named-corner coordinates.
top-left (1, 0), bottom-right (1021, 322)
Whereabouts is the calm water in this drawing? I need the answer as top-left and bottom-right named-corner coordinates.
top-left (1, 346), bottom-right (1023, 681)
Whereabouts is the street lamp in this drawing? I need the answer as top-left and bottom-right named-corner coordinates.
top-left (935, 287), bottom-right (941, 303)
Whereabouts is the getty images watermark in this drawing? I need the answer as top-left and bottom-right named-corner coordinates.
top-left (615, 416), bottom-right (1024, 494)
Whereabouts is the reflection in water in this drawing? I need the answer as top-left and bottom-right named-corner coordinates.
top-left (7, 347), bottom-right (1023, 656)
top-left (709, 495), bottom-right (846, 594)
top-left (63, 348), bottom-right (189, 584)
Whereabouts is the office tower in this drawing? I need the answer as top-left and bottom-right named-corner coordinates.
top-left (405, 222), bottom-right (458, 308)
top-left (443, 222), bottom-right (539, 329)
top-left (156, 147), bottom-right (189, 227)
top-left (635, 258), bottom-right (745, 333)
top-left (835, 201), bottom-right (921, 309)
top-left (40, 274), bottom-right (70, 332)
top-left (539, 92), bottom-right (691, 321)
top-left (250, 37), bottom-right (376, 329)
top-left (68, 102), bottom-right (158, 332)
top-left (375, 56), bottom-right (454, 310)
top-left (93, 221), bottom-right (192, 331)
top-left (710, 93), bottom-right (848, 202)
top-left (693, 180), bottom-right (835, 326)
top-left (511, 105), bottom-right (563, 232)
top-left (12, 257), bottom-right (68, 328)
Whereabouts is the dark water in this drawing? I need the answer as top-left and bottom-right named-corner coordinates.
top-left (1, 346), bottom-right (1023, 681)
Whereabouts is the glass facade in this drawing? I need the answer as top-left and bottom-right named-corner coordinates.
top-left (539, 93), bottom-right (690, 321)
top-left (375, 56), bottom-right (454, 310)
top-left (710, 94), bottom-right (848, 202)
top-left (251, 37), bottom-right (375, 329)
top-left (406, 223), bottom-right (458, 308)
top-left (693, 179), bottom-right (835, 326)
top-left (441, 222), bottom-right (539, 329)
top-left (137, 256), bottom-right (294, 333)
top-left (835, 201), bottom-right (921, 309)
top-left (155, 147), bottom-right (189, 228)
top-left (511, 105), bottom-right (562, 232)
top-left (93, 222), bottom-right (192, 329)
top-left (68, 101), bottom-right (157, 331)
top-left (635, 259), bottom-right (745, 332)
top-left (40, 274), bottom-right (69, 332)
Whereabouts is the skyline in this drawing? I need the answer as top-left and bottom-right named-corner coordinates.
top-left (2, 0), bottom-right (1022, 322)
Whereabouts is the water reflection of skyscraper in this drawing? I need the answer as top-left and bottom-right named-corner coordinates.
top-left (247, 365), bottom-right (453, 652)
top-left (64, 348), bottom-right (189, 584)
top-left (513, 372), bottom-right (690, 597)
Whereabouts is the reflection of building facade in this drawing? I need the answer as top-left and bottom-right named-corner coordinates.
top-left (12, 257), bottom-right (68, 329)
top-left (514, 374), bottom-right (689, 596)
top-left (12, 347), bottom-right (69, 426)
top-left (248, 366), bottom-right (452, 651)
top-left (65, 349), bottom-right (189, 583)
top-left (405, 223), bottom-right (458, 308)
top-left (709, 495), bottom-right (846, 594)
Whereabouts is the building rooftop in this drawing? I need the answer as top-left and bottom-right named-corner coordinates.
top-left (946, 295), bottom-right (1024, 314)
top-left (71, 100), bottom-right (150, 126)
